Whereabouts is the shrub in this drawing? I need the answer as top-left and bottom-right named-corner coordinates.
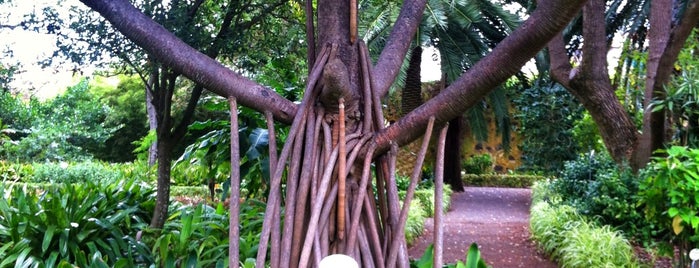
top-left (513, 78), bottom-right (583, 174)
top-left (0, 161), bottom-right (34, 182)
top-left (462, 174), bottom-right (545, 188)
top-left (462, 154), bottom-right (493, 175)
top-left (414, 186), bottom-right (452, 217)
top-left (530, 200), bottom-right (640, 267)
top-left (551, 151), bottom-right (615, 201)
top-left (31, 161), bottom-right (122, 184)
top-left (549, 152), bottom-right (651, 240)
top-left (145, 198), bottom-right (267, 266)
top-left (405, 199), bottom-right (426, 246)
top-left (148, 203), bottom-right (229, 267)
top-left (0, 179), bottom-right (155, 267)
top-left (638, 146), bottom-right (699, 263)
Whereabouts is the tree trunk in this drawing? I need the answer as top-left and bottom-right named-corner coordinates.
top-left (443, 116), bottom-right (464, 192)
top-left (150, 137), bottom-right (173, 228)
top-left (549, 0), bottom-right (639, 164)
top-left (549, 0), bottom-right (699, 169)
top-left (80, 0), bottom-right (589, 264)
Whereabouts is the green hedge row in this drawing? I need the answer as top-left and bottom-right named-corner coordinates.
top-left (530, 181), bottom-right (641, 267)
top-left (462, 174), bottom-right (546, 188)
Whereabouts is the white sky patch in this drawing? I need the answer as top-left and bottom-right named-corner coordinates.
top-left (421, 46), bottom-right (441, 82)
top-left (1, 0), bottom-right (86, 99)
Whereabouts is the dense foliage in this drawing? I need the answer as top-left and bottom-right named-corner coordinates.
top-left (462, 154), bottom-right (493, 175)
top-left (461, 174), bottom-right (545, 188)
top-left (548, 152), bottom-right (651, 241)
top-left (530, 200), bottom-right (640, 267)
top-left (0, 180), bottom-right (155, 267)
top-left (513, 76), bottom-right (584, 174)
top-left (638, 146), bottom-right (699, 264)
top-left (0, 80), bottom-right (120, 162)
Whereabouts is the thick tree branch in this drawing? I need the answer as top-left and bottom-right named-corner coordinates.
top-left (78, 0), bottom-right (298, 123)
top-left (580, 0), bottom-right (610, 80)
top-left (548, 34), bottom-right (572, 88)
top-left (373, 0), bottom-right (428, 98)
top-left (374, 0), bottom-right (588, 152)
top-left (656, 0), bottom-right (699, 89)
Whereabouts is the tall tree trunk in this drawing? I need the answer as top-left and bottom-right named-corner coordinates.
top-left (635, 0), bottom-right (673, 168)
top-left (443, 116), bottom-right (464, 192)
top-left (549, 0), bottom-right (699, 169)
top-left (150, 137), bottom-right (173, 228)
top-left (634, 0), bottom-right (699, 168)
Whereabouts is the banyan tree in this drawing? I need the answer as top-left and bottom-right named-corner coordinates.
top-left (78, 0), bottom-right (592, 266)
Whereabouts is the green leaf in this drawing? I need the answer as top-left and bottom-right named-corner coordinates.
top-left (46, 252), bottom-right (59, 268)
top-left (465, 243), bottom-right (482, 268)
top-left (414, 244), bottom-right (434, 268)
top-left (42, 225), bottom-right (56, 254)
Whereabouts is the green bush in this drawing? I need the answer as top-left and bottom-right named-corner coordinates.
top-left (145, 199), bottom-right (267, 266)
top-left (1, 80), bottom-right (119, 162)
top-left (552, 151), bottom-right (615, 201)
top-left (638, 146), bottom-right (699, 263)
top-left (462, 154), bottom-right (493, 175)
top-left (462, 174), bottom-right (545, 188)
top-left (549, 152), bottom-right (651, 240)
top-left (513, 78), bottom-right (583, 174)
top-left (405, 199), bottom-right (426, 246)
top-left (31, 161), bottom-right (122, 184)
top-left (0, 161), bottom-right (34, 182)
top-left (148, 203), bottom-right (229, 267)
top-left (530, 201), bottom-right (640, 267)
top-left (171, 186), bottom-right (211, 199)
top-left (414, 186), bottom-right (452, 217)
top-left (0, 179), bottom-right (155, 267)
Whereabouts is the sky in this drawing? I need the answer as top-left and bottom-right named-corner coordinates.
top-left (0, 0), bottom-right (89, 98)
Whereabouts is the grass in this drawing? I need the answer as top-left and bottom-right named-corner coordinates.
top-left (530, 181), bottom-right (642, 268)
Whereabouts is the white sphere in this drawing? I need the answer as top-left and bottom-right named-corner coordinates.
top-left (690, 248), bottom-right (699, 261)
top-left (318, 254), bottom-right (359, 268)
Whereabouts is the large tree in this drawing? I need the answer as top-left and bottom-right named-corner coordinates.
top-left (548, 0), bottom-right (699, 168)
top-left (79, 0), bottom-right (586, 266)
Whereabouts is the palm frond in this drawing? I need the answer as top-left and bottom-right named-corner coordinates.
top-left (446, 0), bottom-right (482, 29)
top-left (467, 102), bottom-right (488, 142)
top-left (488, 87), bottom-right (511, 151)
top-left (423, 0), bottom-right (449, 31)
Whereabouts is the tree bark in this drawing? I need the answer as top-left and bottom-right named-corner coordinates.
top-left (635, 0), bottom-right (699, 167)
top-left (549, 0), bottom-right (639, 164)
top-left (150, 137), bottom-right (173, 228)
top-left (444, 116), bottom-right (465, 192)
top-left (635, 0), bottom-right (673, 168)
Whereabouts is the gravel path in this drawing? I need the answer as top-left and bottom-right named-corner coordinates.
top-left (407, 187), bottom-right (557, 267)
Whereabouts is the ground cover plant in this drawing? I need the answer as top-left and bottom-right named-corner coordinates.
top-left (530, 181), bottom-right (641, 268)
top-left (0, 179), bottom-right (154, 267)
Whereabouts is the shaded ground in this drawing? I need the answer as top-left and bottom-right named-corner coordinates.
top-left (408, 187), bottom-right (557, 267)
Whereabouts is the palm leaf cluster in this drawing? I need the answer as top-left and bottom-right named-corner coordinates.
top-left (360, 0), bottom-right (521, 148)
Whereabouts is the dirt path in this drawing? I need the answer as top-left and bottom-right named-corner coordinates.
top-left (407, 187), bottom-right (557, 267)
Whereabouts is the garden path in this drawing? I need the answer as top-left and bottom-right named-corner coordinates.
top-left (407, 187), bottom-right (557, 267)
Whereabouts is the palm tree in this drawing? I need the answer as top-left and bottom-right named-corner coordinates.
top-left (361, 0), bottom-right (521, 191)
